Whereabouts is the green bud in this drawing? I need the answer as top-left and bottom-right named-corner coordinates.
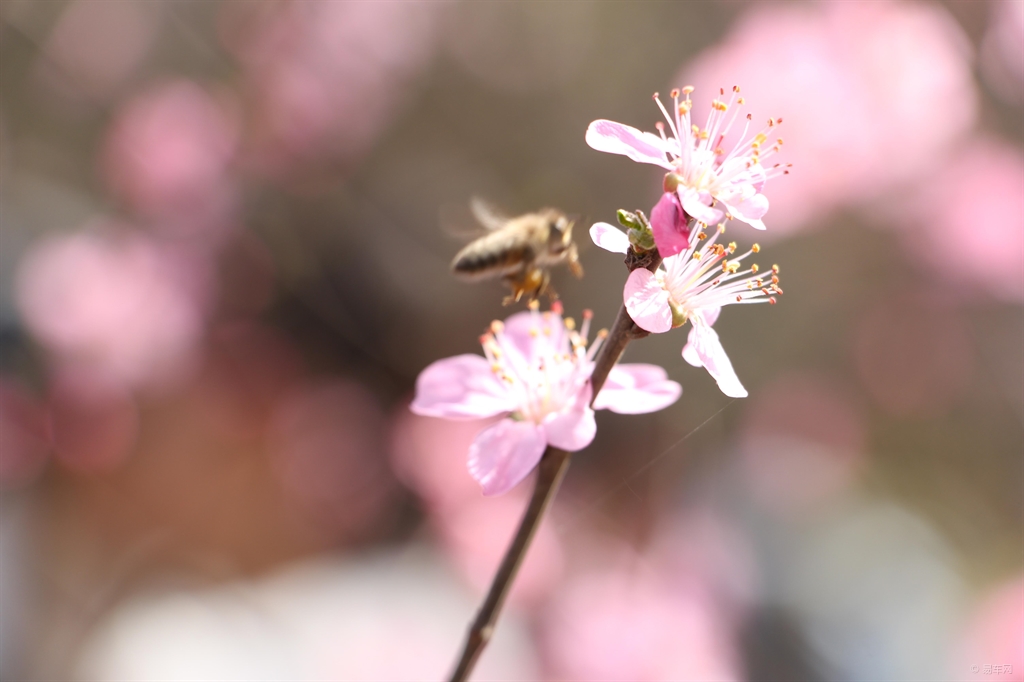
top-left (616, 209), bottom-right (642, 230)
top-left (628, 228), bottom-right (656, 251)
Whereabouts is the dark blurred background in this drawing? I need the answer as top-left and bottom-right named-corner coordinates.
top-left (0, 1), bottom-right (1021, 680)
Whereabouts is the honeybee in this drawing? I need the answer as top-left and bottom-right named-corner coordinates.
top-left (451, 198), bottom-right (584, 304)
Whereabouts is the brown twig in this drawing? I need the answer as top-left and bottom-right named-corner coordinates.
top-left (446, 253), bottom-right (661, 681)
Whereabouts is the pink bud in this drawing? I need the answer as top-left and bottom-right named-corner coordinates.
top-left (650, 191), bottom-right (691, 257)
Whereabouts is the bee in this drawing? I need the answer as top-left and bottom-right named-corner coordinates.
top-left (451, 198), bottom-right (584, 304)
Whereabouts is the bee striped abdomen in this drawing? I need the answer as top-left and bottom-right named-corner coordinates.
top-left (451, 234), bottom-right (532, 280)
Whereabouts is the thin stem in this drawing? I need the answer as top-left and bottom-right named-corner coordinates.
top-left (447, 254), bottom-right (660, 681)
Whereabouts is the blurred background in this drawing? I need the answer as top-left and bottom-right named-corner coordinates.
top-left (0, 0), bottom-right (1021, 679)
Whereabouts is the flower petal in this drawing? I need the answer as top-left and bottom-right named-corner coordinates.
top-left (585, 120), bottom-right (672, 168)
top-left (468, 419), bottom-right (548, 496)
top-left (410, 354), bottom-right (515, 419)
top-left (682, 327), bottom-right (702, 368)
top-left (684, 317), bottom-right (748, 398)
top-left (702, 306), bottom-right (721, 327)
top-left (680, 188), bottom-right (725, 226)
top-left (624, 268), bottom-right (672, 333)
top-left (543, 383), bottom-right (596, 451)
top-left (650, 192), bottom-right (691, 257)
top-left (589, 222), bottom-right (630, 254)
top-left (594, 363), bottom-right (682, 414)
top-left (723, 192), bottom-right (769, 230)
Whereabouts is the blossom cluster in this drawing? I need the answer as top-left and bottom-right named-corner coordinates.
top-left (413, 87), bottom-right (784, 495)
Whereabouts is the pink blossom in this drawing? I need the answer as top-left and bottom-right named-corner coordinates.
top-left (410, 305), bottom-right (681, 496)
top-left (650, 190), bottom-right (692, 257)
top-left (680, 1), bottom-right (976, 236)
top-left (586, 87), bottom-right (787, 246)
top-left (15, 227), bottom-right (209, 389)
top-left (595, 224), bottom-right (781, 397)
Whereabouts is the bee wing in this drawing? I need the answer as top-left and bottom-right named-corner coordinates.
top-left (469, 196), bottom-right (512, 232)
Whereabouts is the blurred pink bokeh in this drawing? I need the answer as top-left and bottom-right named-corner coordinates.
top-left (891, 136), bottom-right (1024, 302)
top-left (542, 558), bottom-right (740, 681)
top-left (15, 227), bottom-right (211, 390)
top-left (36, 0), bottom-right (158, 105)
top-left (957, 576), bottom-right (1024, 682)
top-left (268, 380), bottom-right (400, 541)
top-left (739, 372), bottom-right (867, 512)
top-left (222, 0), bottom-right (444, 180)
top-left (681, 0), bottom-right (976, 236)
top-left (101, 80), bottom-right (240, 243)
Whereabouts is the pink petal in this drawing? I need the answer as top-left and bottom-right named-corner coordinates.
top-left (585, 120), bottom-right (673, 168)
top-left (624, 269), bottom-right (672, 333)
top-left (543, 383), bottom-right (596, 451)
top-left (468, 419), bottom-right (547, 496)
top-left (410, 354), bottom-right (516, 419)
top-left (594, 363), bottom-right (682, 414)
top-left (703, 306), bottom-right (721, 327)
top-left (650, 192), bottom-right (691, 257)
top-left (686, 318), bottom-right (748, 398)
top-left (723, 192), bottom-right (769, 230)
top-left (680, 188), bottom-right (725, 225)
top-left (589, 222), bottom-right (630, 254)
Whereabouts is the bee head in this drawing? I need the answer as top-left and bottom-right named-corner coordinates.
top-left (545, 211), bottom-right (575, 252)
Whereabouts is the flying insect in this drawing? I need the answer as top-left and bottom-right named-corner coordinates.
top-left (450, 198), bottom-right (583, 304)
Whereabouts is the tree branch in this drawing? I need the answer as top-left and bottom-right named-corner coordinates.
top-left (447, 253), bottom-right (660, 681)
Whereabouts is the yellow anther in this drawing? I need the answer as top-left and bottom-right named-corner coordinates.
top-left (491, 363), bottom-right (502, 374)
top-left (752, 243), bottom-right (761, 253)
top-left (490, 320), bottom-right (504, 333)
top-left (718, 224), bottom-right (727, 233)
top-left (682, 85), bottom-right (694, 95)
top-left (750, 263), bottom-right (759, 273)
top-left (737, 97), bottom-right (746, 105)
top-left (697, 232), bottom-right (707, 240)
top-left (728, 241), bottom-right (737, 251)
top-left (529, 328), bottom-right (539, 337)
top-left (754, 132), bottom-right (767, 146)
top-left (528, 300), bottom-right (540, 311)
top-left (693, 252), bottom-right (702, 260)
top-left (772, 264), bottom-right (780, 273)
top-left (712, 99), bottom-right (728, 111)
top-left (691, 124), bottom-right (700, 135)
top-left (699, 129), bottom-right (710, 140)
top-left (563, 317), bottom-right (576, 331)
top-left (597, 328), bottom-right (609, 339)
